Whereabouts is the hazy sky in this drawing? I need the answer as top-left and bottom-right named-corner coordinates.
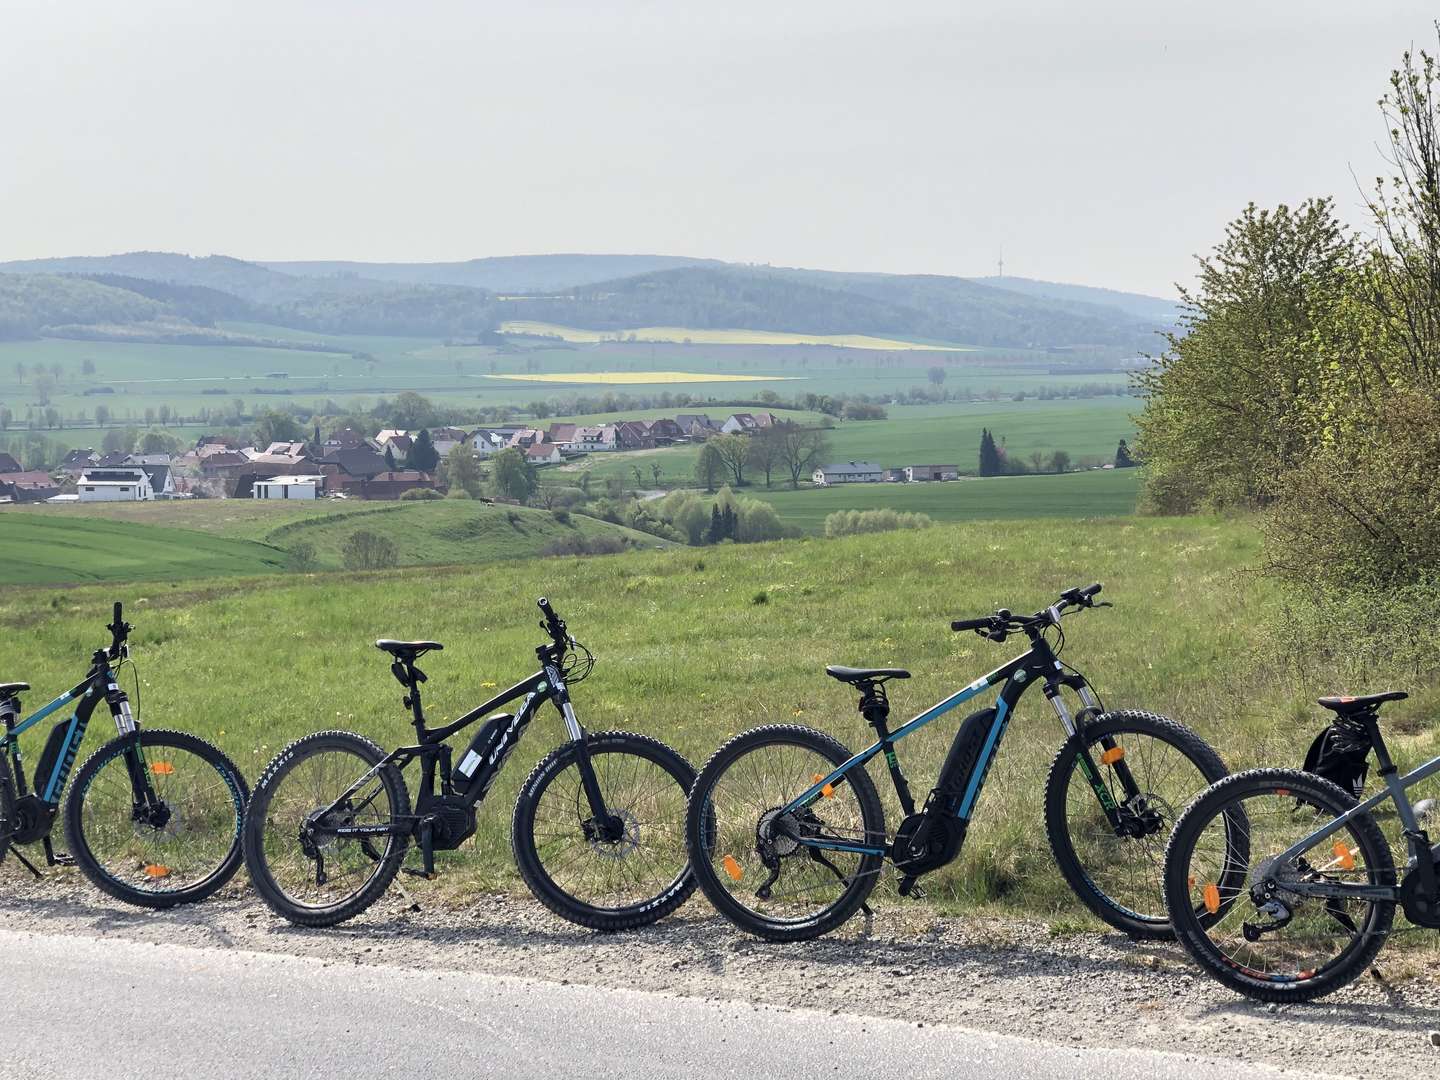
top-left (2, 1), bottom-right (1435, 296)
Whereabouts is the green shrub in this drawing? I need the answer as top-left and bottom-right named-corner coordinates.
top-left (400, 487), bottom-right (443, 501)
top-left (341, 530), bottom-right (399, 570)
top-left (823, 509), bottom-right (934, 538)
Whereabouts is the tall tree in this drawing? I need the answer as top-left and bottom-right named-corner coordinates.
top-left (978, 429), bottom-right (1002, 476)
top-left (775, 422), bottom-right (830, 488)
top-left (442, 444), bottom-right (483, 498)
top-left (747, 425), bottom-right (782, 488)
top-left (409, 428), bottom-right (440, 474)
top-left (490, 447), bottom-right (538, 502)
top-left (711, 433), bottom-right (750, 486)
top-left (1114, 439), bottom-right (1135, 468)
top-left (694, 442), bottom-right (723, 493)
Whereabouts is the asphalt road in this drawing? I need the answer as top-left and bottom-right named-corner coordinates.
top-left (0, 927), bottom-right (1341, 1080)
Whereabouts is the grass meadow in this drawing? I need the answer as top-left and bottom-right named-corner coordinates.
top-left (5, 515), bottom-right (1436, 923)
top-left (0, 500), bottom-right (668, 583)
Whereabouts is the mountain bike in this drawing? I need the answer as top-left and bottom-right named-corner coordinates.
top-left (243, 598), bottom-right (698, 930)
top-left (685, 584), bottom-right (1233, 941)
top-left (1163, 690), bottom-right (1440, 1002)
top-left (0, 603), bottom-right (249, 907)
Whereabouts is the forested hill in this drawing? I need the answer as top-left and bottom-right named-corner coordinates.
top-left (0, 251), bottom-right (1173, 349)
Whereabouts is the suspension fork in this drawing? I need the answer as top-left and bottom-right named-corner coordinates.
top-left (547, 671), bottom-right (614, 824)
top-left (1047, 683), bottom-right (1134, 824)
top-left (105, 677), bottom-right (159, 814)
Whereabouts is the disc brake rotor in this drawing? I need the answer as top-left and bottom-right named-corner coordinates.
top-left (587, 809), bottom-right (640, 859)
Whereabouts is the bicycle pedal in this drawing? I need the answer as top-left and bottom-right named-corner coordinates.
top-left (48, 852), bottom-right (75, 867)
top-left (897, 875), bottom-right (926, 900)
top-left (401, 868), bottom-right (437, 880)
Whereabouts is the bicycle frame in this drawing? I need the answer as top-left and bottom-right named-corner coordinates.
top-left (782, 623), bottom-right (1126, 858)
top-left (322, 649), bottom-right (610, 857)
top-left (1271, 751), bottom-right (1440, 903)
top-left (1, 658), bottom-right (141, 852)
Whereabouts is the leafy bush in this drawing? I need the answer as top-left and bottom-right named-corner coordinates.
top-left (399, 487), bottom-right (443, 501)
top-left (551, 508), bottom-right (571, 525)
top-left (288, 542), bottom-right (317, 572)
top-left (824, 509), bottom-right (934, 538)
top-left (341, 530), bottom-right (399, 570)
top-left (542, 535), bottom-right (632, 557)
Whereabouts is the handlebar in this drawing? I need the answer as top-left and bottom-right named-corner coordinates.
top-left (536, 597), bottom-right (568, 647)
top-left (951, 584), bottom-right (1105, 643)
top-left (106, 601), bottom-right (133, 660)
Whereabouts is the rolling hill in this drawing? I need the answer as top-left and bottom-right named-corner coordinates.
top-left (0, 251), bottom-right (1175, 350)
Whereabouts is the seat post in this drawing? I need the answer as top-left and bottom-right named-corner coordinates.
top-left (1362, 712), bottom-right (1397, 775)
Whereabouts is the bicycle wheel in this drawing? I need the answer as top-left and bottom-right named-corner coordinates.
top-left (1045, 710), bottom-right (1232, 939)
top-left (65, 729), bottom-right (249, 908)
top-left (686, 725), bottom-right (885, 942)
top-left (0, 751), bottom-right (15, 866)
top-left (1164, 768), bottom-right (1395, 1002)
top-left (513, 730), bottom-right (697, 931)
top-left (243, 730), bottom-right (410, 927)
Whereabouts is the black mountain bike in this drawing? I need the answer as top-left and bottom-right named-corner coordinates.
top-left (0, 603), bottom-right (249, 907)
top-left (244, 599), bottom-right (698, 930)
top-left (686, 584), bottom-right (1233, 941)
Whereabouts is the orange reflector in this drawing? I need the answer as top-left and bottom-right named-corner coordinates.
top-left (1100, 746), bottom-right (1125, 766)
top-left (1333, 842), bottom-right (1356, 871)
top-left (144, 864), bottom-right (171, 879)
top-left (812, 773), bottom-right (835, 799)
top-left (1275, 788), bottom-right (1289, 797)
top-left (1203, 883), bottom-right (1221, 914)
top-left (150, 761), bottom-right (175, 776)
top-left (1188, 876), bottom-right (1195, 890)
top-left (721, 855), bottom-right (743, 882)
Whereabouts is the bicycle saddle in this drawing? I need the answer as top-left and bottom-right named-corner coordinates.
top-left (375, 640), bottom-right (444, 660)
top-left (0, 682), bottom-right (29, 698)
top-left (825, 665), bottom-right (910, 685)
top-left (1318, 690), bottom-right (1407, 716)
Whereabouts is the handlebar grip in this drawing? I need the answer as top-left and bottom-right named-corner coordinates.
top-left (113, 601), bottom-right (123, 624)
top-left (537, 597), bottom-right (556, 620)
top-left (1082, 583), bottom-right (1102, 598)
top-left (951, 618), bottom-right (990, 632)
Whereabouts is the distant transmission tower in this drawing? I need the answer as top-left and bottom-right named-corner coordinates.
top-left (997, 247), bottom-right (1004, 279)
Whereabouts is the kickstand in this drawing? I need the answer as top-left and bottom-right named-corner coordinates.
top-left (10, 846), bottom-right (42, 880)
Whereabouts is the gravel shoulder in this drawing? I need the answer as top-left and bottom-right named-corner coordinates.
top-left (3, 867), bottom-right (1439, 1078)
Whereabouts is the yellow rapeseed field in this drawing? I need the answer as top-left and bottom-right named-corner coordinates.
top-left (483, 370), bottom-right (797, 385)
top-left (498, 321), bottom-right (967, 351)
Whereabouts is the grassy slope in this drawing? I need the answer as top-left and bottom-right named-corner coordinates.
top-left (11, 515), bottom-right (1436, 917)
top-left (1, 500), bottom-right (669, 582)
top-left (0, 515), bottom-right (289, 584)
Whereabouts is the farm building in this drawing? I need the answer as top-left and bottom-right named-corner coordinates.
top-left (813, 461), bottom-right (885, 485)
top-left (905, 465), bottom-right (959, 482)
top-left (78, 468), bottom-right (153, 502)
top-left (525, 443), bottom-right (563, 465)
top-left (253, 475), bottom-right (325, 500)
top-left (0, 470), bottom-right (60, 504)
top-left (362, 470), bottom-right (435, 500)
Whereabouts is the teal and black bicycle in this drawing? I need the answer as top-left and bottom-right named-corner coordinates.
top-left (0, 604), bottom-right (248, 907)
top-left (685, 584), bottom-right (1233, 941)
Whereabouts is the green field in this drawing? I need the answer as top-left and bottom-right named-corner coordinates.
top-left (747, 469), bottom-right (1142, 532)
top-left (0, 515), bottom-right (289, 584)
top-left (559, 400), bottom-right (1138, 491)
top-left (5, 515), bottom-right (1436, 915)
top-left (0, 324), bottom-right (1136, 450)
top-left (1, 500), bottom-right (668, 583)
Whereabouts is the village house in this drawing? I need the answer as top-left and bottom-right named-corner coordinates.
top-left (78, 467), bottom-right (153, 502)
top-left (323, 427), bottom-right (371, 454)
top-left (904, 464), bottom-right (959, 482)
top-left (545, 423), bottom-right (579, 450)
top-left (0, 469), bottom-right (60, 503)
top-left (813, 461), bottom-right (885, 485)
top-left (644, 418), bottom-right (683, 445)
top-left (362, 470), bottom-right (435, 500)
top-left (572, 425), bottom-right (617, 452)
top-left (61, 449), bottom-right (100, 477)
top-left (675, 414), bottom-right (717, 439)
top-left (720, 411), bottom-right (777, 435)
top-left (0, 452), bottom-right (23, 474)
top-left (467, 429), bottom-right (509, 457)
top-left (525, 442), bottom-right (563, 466)
top-left (253, 474), bottom-right (326, 500)
top-left (430, 427), bottom-right (467, 459)
top-left (615, 421), bottom-right (653, 451)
